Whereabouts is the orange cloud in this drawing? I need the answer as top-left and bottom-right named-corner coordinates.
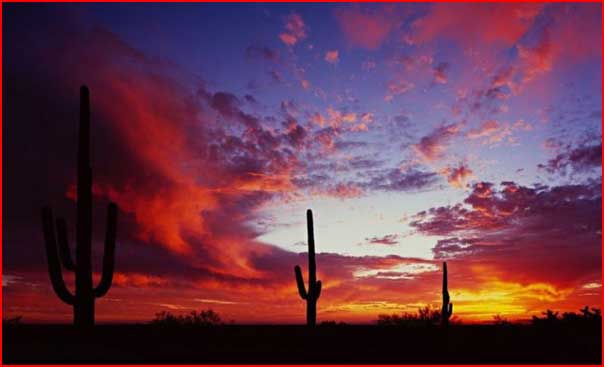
top-left (466, 120), bottom-right (532, 146)
top-left (312, 107), bottom-right (357, 129)
top-left (325, 50), bottom-right (340, 64)
top-left (440, 163), bottom-right (474, 189)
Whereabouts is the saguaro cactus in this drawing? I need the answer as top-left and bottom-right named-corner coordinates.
top-left (41, 86), bottom-right (118, 328)
top-left (294, 209), bottom-right (322, 326)
top-left (441, 262), bottom-right (453, 327)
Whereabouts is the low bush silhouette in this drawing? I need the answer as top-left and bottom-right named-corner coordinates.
top-left (3, 316), bottom-right (23, 326)
top-left (376, 305), bottom-right (441, 327)
top-left (151, 309), bottom-right (223, 327)
top-left (319, 320), bottom-right (347, 327)
top-left (532, 306), bottom-right (601, 327)
top-left (492, 314), bottom-right (512, 326)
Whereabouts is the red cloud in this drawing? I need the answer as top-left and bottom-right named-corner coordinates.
top-left (413, 3), bottom-right (543, 47)
top-left (410, 181), bottom-right (601, 289)
top-left (516, 5), bottom-right (601, 84)
top-left (25, 26), bottom-right (307, 282)
top-left (112, 272), bottom-right (169, 288)
top-left (334, 6), bottom-right (401, 50)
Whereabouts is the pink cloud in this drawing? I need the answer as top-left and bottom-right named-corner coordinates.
top-left (466, 120), bottom-right (501, 139)
top-left (385, 79), bottom-right (414, 102)
top-left (279, 13), bottom-right (307, 46)
top-left (466, 120), bottom-right (532, 146)
top-left (365, 234), bottom-right (399, 246)
top-left (315, 183), bottom-right (364, 199)
top-left (413, 123), bottom-right (462, 162)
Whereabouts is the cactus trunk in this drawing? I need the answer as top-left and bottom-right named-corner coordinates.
top-left (294, 209), bottom-right (322, 326)
top-left (441, 262), bottom-right (453, 327)
top-left (75, 85), bottom-right (94, 327)
top-left (41, 86), bottom-right (118, 329)
top-left (307, 300), bottom-right (317, 327)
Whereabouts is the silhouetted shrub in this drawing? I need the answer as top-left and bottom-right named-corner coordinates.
top-left (532, 306), bottom-right (601, 327)
top-left (151, 309), bottom-right (223, 327)
top-left (319, 320), bottom-right (347, 327)
top-left (531, 309), bottom-right (560, 326)
top-left (377, 305), bottom-right (441, 327)
top-left (492, 314), bottom-right (512, 326)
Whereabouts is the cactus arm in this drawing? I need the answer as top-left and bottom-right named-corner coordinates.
top-left (314, 280), bottom-right (322, 299)
top-left (41, 207), bottom-right (75, 305)
top-left (55, 218), bottom-right (76, 271)
top-left (294, 265), bottom-right (308, 299)
top-left (94, 203), bottom-right (118, 298)
top-left (448, 302), bottom-right (453, 316)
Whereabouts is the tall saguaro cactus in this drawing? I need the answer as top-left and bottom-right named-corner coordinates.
top-left (41, 86), bottom-right (118, 328)
top-left (294, 209), bottom-right (322, 326)
top-left (441, 262), bottom-right (453, 327)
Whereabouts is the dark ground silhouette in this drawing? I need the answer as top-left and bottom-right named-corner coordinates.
top-left (3, 320), bottom-right (600, 364)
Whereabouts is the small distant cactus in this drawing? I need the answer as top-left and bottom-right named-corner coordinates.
top-left (41, 86), bottom-right (118, 328)
top-left (441, 262), bottom-right (453, 327)
top-left (294, 209), bottom-right (322, 326)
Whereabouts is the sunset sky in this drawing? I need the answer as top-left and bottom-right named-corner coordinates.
top-left (3, 2), bottom-right (602, 324)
